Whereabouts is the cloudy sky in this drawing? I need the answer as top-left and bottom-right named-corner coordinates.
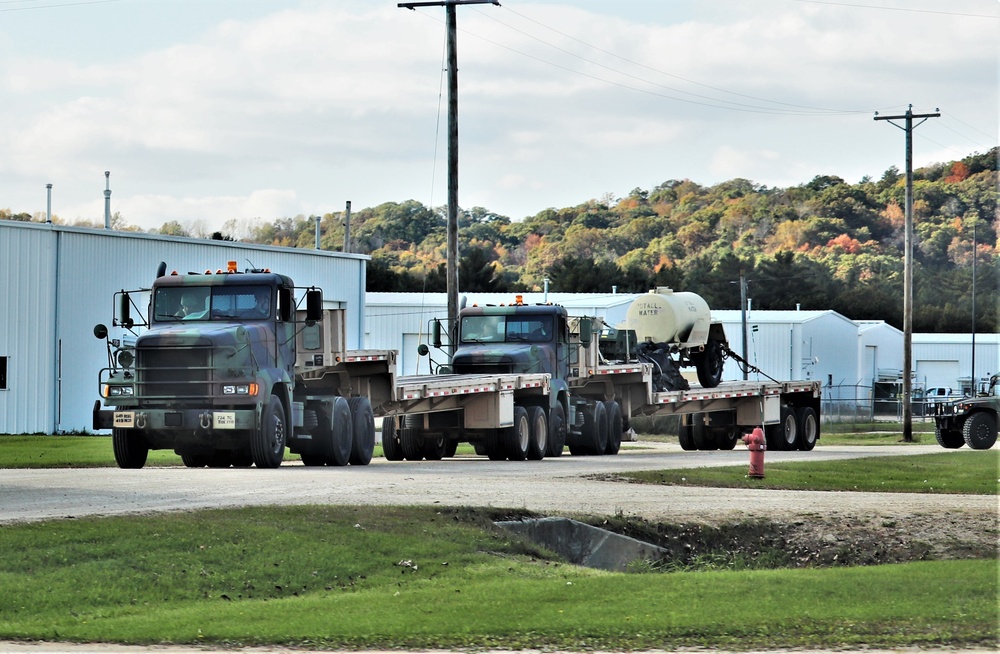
top-left (1, 0), bottom-right (996, 233)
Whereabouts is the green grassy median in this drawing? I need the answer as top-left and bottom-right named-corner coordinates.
top-left (0, 506), bottom-right (995, 650)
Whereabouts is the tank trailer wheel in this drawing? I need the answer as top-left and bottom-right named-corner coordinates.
top-left (112, 428), bottom-right (149, 469)
top-left (693, 338), bottom-right (725, 389)
top-left (251, 394), bottom-right (287, 469)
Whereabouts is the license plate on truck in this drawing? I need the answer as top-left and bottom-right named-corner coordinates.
top-left (113, 412), bottom-right (134, 428)
top-left (213, 412), bottom-right (236, 429)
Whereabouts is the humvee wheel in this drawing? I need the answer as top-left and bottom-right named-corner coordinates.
top-left (963, 412), bottom-right (998, 450)
top-left (934, 425), bottom-right (964, 449)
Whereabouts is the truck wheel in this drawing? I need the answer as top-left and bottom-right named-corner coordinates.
top-left (691, 420), bottom-right (718, 450)
top-left (504, 406), bottom-right (531, 461)
top-left (677, 422), bottom-right (696, 451)
top-left (795, 407), bottom-right (819, 451)
top-left (444, 439), bottom-right (459, 457)
top-left (381, 417), bottom-right (404, 461)
top-left (112, 428), bottom-right (149, 469)
top-left (180, 452), bottom-right (209, 468)
top-left (693, 338), bottom-right (725, 388)
top-left (347, 397), bottom-right (376, 466)
top-left (422, 436), bottom-right (447, 460)
top-left (399, 428), bottom-right (424, 461)
top-left (766, 408), bottom-right (797, 451)
top-left (251, 394), bottom-right (286, 469)
top-left (717, 427), bottom-right (739, 450)
top-left (546, 404), bottom-right (566, 457)
top-left (581, 401), bottom-right (608, 455)
top-left (326, 396), bottom-right (353, 467)
top-left (603, 401), bottom-right (623, 455)
top-left (527, 406), bottom-right (548, 460)
top-left (485, 428), bottom-right (507, 460)
top-left (963, 412), bottom-right (998, 450)
top-left (933, 425), bottom-right (964, 449)
top-left (473, 440), bottom-right (488, 456)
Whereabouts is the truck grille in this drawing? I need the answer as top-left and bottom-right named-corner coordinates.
top-left (452, 359), bottom-right (514, 375)
top-left (137, 346), bottom-right (212, 399)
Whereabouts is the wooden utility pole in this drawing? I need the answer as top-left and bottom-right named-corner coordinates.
top-left (399, 0), bottom-right (499, 353)
top-left (875, 105), bottom-right (940, 442)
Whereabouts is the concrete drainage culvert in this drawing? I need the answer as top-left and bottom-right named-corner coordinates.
top-left (495, 516), bottom-right (667, 572)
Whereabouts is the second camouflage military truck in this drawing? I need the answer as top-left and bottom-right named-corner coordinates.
top-left (932, 374), bottom-right (999, 450)
top-left (94, 261), bottom-right (398, 469)
top-left (388, 289), bottom-right (822, 461)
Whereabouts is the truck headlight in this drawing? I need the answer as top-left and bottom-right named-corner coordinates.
top-left (103, 385), bottom-right (134, 397)
top-left (222, 383), bottom-right (258, 396)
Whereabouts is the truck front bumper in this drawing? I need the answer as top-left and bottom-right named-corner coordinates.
top-left (93, 400), bottom-right (257, 432)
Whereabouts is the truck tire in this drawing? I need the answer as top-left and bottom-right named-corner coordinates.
top-left (693, 338), bottom-right (725, 389)
top-left (444, 439), bottom-right (459, 457)
top-left (717, 427), bottom-right (739, 450)
top-left (766, 407), bottom-right (797, 451)
top-left (580, 401), bottom-right (608, 455)
top-left (485, 428), bottom-right (507, 460)
top-left (691, 420), bottom-right (718, 450)
top-left (527, 406), bottom-right (548, 460)
top-left (603, 401), bottom-right (623, 455)
top-left (112, 428), bottom-right (149, 469)
top-left (381, 417), bottom-right (404, 461)
top-left (180, 452), bottom-right (209, 468)
top-left (399, 428), bottom-right (424, 461)
top-left (326, 396), bottom-right (353, 467)
top-left (422, 436), bottom-right (447, 460)
top-left (795, 407), bottom-right (819, 451)
top-left (504, 406), bottom-right (531, 461)
top-left (251, 394), bottom-right (286, 468)
top-left (546, 403), bottom-right (566, 457)
top-left (677, 422), bottom-right (697, 451)
top-left (347, 397), bottom-right (376, 466)
top-left (963, 412), bottom-right (998, 450)
top-left (934, 425), bottom-right (964, 449)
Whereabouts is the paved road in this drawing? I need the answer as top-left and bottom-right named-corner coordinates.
top-left (2, 443), bottom-right (993, 525)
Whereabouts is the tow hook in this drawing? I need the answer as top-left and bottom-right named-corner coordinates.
top-left (135, 413), bottom-right (148, 429)
top-left (200, 413), bottom-right (212, 429)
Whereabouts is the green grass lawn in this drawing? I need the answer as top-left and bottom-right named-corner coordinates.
top-left (0, 506), bottom-right (995, 650)
top-left (619, 451), bottom-right (999, 495)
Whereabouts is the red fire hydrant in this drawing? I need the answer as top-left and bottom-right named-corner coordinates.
top-left (742, 427), bottom-right (766, 479)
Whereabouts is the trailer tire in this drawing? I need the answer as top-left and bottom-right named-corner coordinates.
top-left (527, 406), bottom-right (548, 460)
top-left (796, 407), bottom-right (819, 451)
top-left (578, 401), bottom-right (608, 455)
top-left (112, 428), bottom-right (149, 469)
top-left (381, 417), bottom-right (404, 461)
top-left (546, 404), bottom-right (566, 457)
top-left (324, 397), bottom-right (353, 467)
top-left (693, 338), bottom-right (725, 389)
top-left (485, 428), bottom-right (507, 460)
top-left (963, 412), bottom-right (998, 450)
top-left (251, 395), bottom-right (286, 468)
top-left (399, 428), bottom-right (424, 461)
top-left (678, 422), bottom-right (697, 451)
top-left (692, 420), bottom-right (718, 450)
top-left (422, 436), bottom-right (447, 460)
top-left (766, 408), bottom-right (797, 451)
top-left (603, 401), bottom-right (623, 455)
top-left (347, 397), bottom-right (376, 466)
top-left (505, 406), bottom-right (531, 461)
top-left (717, 427), bottom-right (739, 450)
top-left (180, 452), bottom-right (209, 468)
top-left (934, 425), bottom-right (964, 449)
top-left (444, 439), bottom-right (459, 458)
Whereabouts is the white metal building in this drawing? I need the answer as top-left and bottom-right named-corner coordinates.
top-left (856, 320), bottom-right (904, 388)
top-left (913, 333), bottom-right (1000, 393)
top-left (0, 221), bottom-right (368, 434)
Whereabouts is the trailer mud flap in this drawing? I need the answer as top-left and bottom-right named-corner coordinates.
top-left (464, 390), bottom-right (514, 429)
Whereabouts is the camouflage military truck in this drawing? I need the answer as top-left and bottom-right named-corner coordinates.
top-left (94, 261), bottom-right (395, 469)
top-left (933, 374), bottom-right (999, 450)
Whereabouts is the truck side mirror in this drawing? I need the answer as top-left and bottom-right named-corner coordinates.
top-left (432, 319), bottom-right (442, 348)
top-left (305, 289), bottom-right (323, 322)
top-left (579, 318), bottom-right (593, 347)
top-left (119, 293), bottom-right (133, 329)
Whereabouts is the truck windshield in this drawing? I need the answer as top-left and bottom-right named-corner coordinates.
top-left (153, 286), bottom-right (272, 322)
top-left (460, 315), bottom-right (553, 343)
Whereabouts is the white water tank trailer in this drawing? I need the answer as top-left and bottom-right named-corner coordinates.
top-left (625, 287), bottom-right (712, 348)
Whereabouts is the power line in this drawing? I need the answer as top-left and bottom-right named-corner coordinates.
top-left (792, 0), bottom-right (999, 19)
top-left (0, 0), bottom-right (124, 12)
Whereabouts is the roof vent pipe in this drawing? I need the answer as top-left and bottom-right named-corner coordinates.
top-left (46, 183), bottom-right (52, 223)
top-left (797, 303), bottom-right (801, 311)
top-left (103, 171), bottom-right (111, 229)
top-left (314, 215), bottom-right (321, 250)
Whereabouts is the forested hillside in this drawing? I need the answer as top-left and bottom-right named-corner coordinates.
top-left (4, 148), bottom-right (997, 333)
